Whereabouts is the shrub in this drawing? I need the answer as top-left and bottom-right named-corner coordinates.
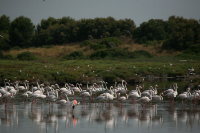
top-left (89, 49), bottom-right (153, 59)
top-left (103, 74), bottom-right (117, 82)
top-left (0, 50), bottom-right (3, 58)
top-left (42, 45), bottom-right (54, 48)
top-left (63, 51), bottom-right (85, 60)
top-left (99, 37), bottom-right (122, 48)
top-left (90, 43), bottom-right (107, 50)
top-left (90, 50), bottom-right (109, 59)
top-left (17, 51), bottom-right (36, 60)
top-left (144, 40), bottom-right (160, 46)
top-left (133, 50), bottom-right (153, 58)
top-left (176, 44), bottom-right (200, 60)
top-left (12, 46), bottom-right (21, 50)
top-left (3, 54), bottom-right (14, 60)
top-left (89, 37), bottom-right (122, 51)
top-left (80, 40), bottom-right (92, 47)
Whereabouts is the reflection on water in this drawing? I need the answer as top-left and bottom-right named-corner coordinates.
top-left (0, 100), bottom-right (200, 133)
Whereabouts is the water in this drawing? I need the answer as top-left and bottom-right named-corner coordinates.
top-left (0, 80), bottom-right (199, 133)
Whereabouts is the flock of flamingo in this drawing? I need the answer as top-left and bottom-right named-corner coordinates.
top-left (0, 79), bottom-right (200, 113)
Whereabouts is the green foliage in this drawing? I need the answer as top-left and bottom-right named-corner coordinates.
top-left (162, 16), bottom-right (200, 51)
top-left (17, 51), bottom-right (36, 60)
top-left (0, 51), bottom-right (13, 60)
top-left (144, 40), bottom-right (160, 46)
top-left (9, 16), bottom-right (35, 48)
top-left (183, 44), bottom-right (200, 54)
top-left (103, 74), bottom-right (117, 82)
top-left (176, 44), bottom-right (200, 59)
top-left (12, 46), bottom-right (21, 50)
top-left (3, 54), bottom-right (14, 60)
top-left (89, 43), bottom-right (107, 50)
top-left (0, 42), bottom-right (11, 51)
top-left (63, 51), bottom-right (85, 60)
top-left (90, 49), bottom-right (109, 59)
top-left (133, 50), bottom-right (153, 58)
top-left (90, 49), bottom-right (153, 59)
top-left (80, 40), bottom-right (93, 47)
top-left (42, 45), bottom-right (54, 48)
top-left (89, 37), bottom-right (122, 50)
top-left (32, 17), bottom-right (136, 46)
top-left (0, 50), bottom-right (3, 58)
top-left (0, 15), bottom-right (10, 32)
top-left (133, 19), bottom-right (167, 43)
top-left (100, 37), bottom-right (122, 48)
top-left (0, 15), bottom-right (11, 51)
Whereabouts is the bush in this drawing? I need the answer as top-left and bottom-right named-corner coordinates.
top-left (0, 50), bottom-right (3, 58)
top-left (176, 44), bottom-right (200, 60)
top-left (99, 37), bottom-right (122, 48)
top-left (133, 50), bottom-right (153, 58)
top-left (89, 49), bottom-right (153, 59)
top-left (90, 43), bottom-right (107, 50)
top-left (144, 40), bottom-right (160, 46)
top-left (80, 40), bottom-right (93, 47)
top-left (90, 50), bottom-right (109, 59)
top-left (3, 54), bottom-right (14, 60)
top-left (17, 51), bottom-right (36, 60)
top-left (63, 51), bottom-right (85, 60)
top-left (12, 46), bottom-right (21, 50)
top-left (89, 37), bottom-right (122, 51)
top-left (0, 43), bottom-right (11, 51)
top-left (42, 45), bottom-right (54, 48)
top-left (103, 74), bottom-right (117, 82)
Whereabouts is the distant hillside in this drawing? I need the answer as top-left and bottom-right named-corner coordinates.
top-left (2, 36), bottom-right (182, 60)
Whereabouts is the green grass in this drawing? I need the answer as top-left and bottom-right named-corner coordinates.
top-left (0, 57), bottom-right (199, 85)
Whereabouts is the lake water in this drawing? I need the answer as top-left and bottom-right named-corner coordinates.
top-left (0, 80), bottom-right (200, 133)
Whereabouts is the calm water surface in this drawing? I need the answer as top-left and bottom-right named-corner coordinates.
top-left (0, 80), bottom-right (199, 133)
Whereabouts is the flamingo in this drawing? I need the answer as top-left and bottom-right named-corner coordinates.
top-left (16, 80), bottom-right (29, 91)
top-left (163, 83), bottom-right (178, 94)
top-left (177, 88), bottom-right (191, 107)
top-left (59, 94), bottom-right (80, 114)
top-left (98, 86), bottom-right (117, 108)
top-left (118, 93), bottom-right (128, 108)
top-left (136, 95), bottom-right (152, 110)
top-left (0, 91), bottom-right (13, 108)
top-left (80, 89), bottom-right (92, 106)
top-left (163, 83), bottom-right (178, 106)
top-left (46, 89), bottom-right (59, 107)
top-left (129, 85), bottom-right (142, 105)
top-left (152, 93), bottom-right (163, 103)
top-left (186, 91), bottom-right (199, 108)
top-left (72, 83), bottom-right (82, 93)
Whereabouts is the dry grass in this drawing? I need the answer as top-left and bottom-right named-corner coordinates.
top-left (4, 44), bottom-right (94, 58)
top-left (3, 39), bottom-right (182, 58)
top-left (118, 43), bottom-right (182, 56)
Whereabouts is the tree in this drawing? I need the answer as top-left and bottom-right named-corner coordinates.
top-left (40, 17), bottom-right (58, 30)
top-left (9, 16), bottom-right (35, 48)
top-left (0, 15), bottom-right (11, 51)
top-left (133, 19), bottom-right (167, 43)
top-left (0, 15), bottom-right (10, 33)
top-left (162, 16), bottom-right (200, 51)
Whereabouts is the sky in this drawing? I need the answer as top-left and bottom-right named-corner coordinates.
top-left (0, 0), bottom-right (200, 27)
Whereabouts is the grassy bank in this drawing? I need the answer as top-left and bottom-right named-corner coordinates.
top-left (1, 37), bottom-right (200, 85)
top-left (0, 58), bottom-right (199, 85)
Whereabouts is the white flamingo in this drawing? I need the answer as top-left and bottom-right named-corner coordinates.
top-left (136, 95), bottom-right (152, 110)
top-left (80, 89), bottom-right (92, 106)
top-left (129, 85), bottom-right (142, 105)
top-left (177, 88), bottom-right (191, 107)
top-left (118, 93), bottom-right (128, 108)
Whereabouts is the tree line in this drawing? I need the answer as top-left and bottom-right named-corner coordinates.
top-left (0, 15), bottom-right (200, 52)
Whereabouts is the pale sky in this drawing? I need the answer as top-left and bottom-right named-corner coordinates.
top-left (0, 0), bottom-right (200, 27)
